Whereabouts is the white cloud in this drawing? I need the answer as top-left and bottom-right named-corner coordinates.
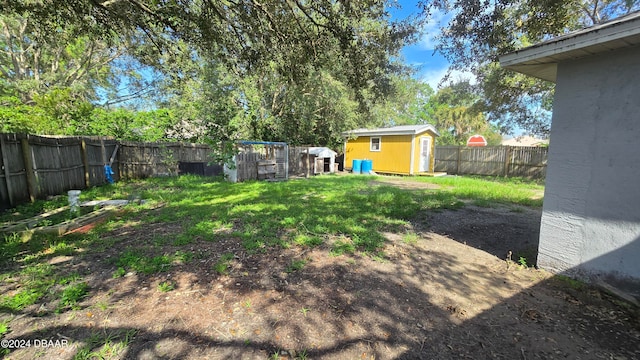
top-left (418, 9), bottom-right (451, 50)
top-left (420, 67), bottom-right (475, 91)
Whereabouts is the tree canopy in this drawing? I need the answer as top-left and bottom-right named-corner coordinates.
top-left (422, 0), bottom-right (640, 135)
top-left (1, 1), bottom-right (421, 149)
top-left (12, 1), bottom-right (633, 145)
top-left (378, 77), bottom-right (501, 145)
top-left (2, 0), bottom-right (417, 103)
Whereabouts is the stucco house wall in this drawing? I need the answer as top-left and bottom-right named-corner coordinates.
top-left (499, 12), bottom-right (640, 297)
top-left (539, 46), bottom-right (640, 281)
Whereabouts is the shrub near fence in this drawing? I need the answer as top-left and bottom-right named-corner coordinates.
top-left (434, 145), bottom-right (547, 179)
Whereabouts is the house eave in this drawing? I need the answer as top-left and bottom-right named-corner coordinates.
top-left (343, 130), bottom-right (418, 137)
top-left (343, 126), bottom-right (440, 138)
top-left (499, 11), bottom-right (640, 82)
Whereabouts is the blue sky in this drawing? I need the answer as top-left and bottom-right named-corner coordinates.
top-left (387, 1), bottom-right (527, 137)
top-left (388, 0), bottom-right (471, 90)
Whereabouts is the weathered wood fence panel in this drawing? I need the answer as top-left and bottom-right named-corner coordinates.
top-left (0, 134), bottom-right (119, 210)
top-left (28, 136), bottom-right (85, 197)
top-left (119, 142), bottom-right (161, 179)
top-left (288, 146), bottom-right (309, 176)
top-left (435, 145), bottom-right (547, 179)
top-left (0, 134), bottom-right (30, 210)
top-left (235, 152), bottom-right (264, 181)
top-left (1, 134), bottom-right (221, 209)
top-left (84, 138), bottom-right (120, 186)
top-left (433, 146), bottom-right (460, 174)
top-left (232, 143), bottom-right (289, 182)
top-left (509, 146), bottom-right (547, 178)
top-left (118, 142), bottom-right (214, 179)
top-left (459, 146), bottom-right (505, 176)
top-left (288, 146), bottom-right (330, 177)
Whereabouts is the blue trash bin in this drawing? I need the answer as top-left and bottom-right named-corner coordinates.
top-left (362, 159), bottom-right (373, 174)
top-left (352, 159), bottom-right (362, 174)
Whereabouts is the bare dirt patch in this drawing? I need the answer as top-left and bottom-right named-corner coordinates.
top-left (3, 205), bottom-right (639, 359)
top-left (426, 204), bottom-right (542, 265)
top-left (369, 178), bottom-right (441, 191)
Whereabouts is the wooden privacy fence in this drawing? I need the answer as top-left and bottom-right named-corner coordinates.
top-left (119, 142), bottom-right (215, 179)
top-left (1, 134), bottom-right (118, 210)
top-left (233, 142), bottom-right (288, 182)
top-left (434, 145), bottom-right (548, 179)
top-left (234, 152), bottom-right (266, 181)
top-left (288, 146), bottom-right (308, 176)
top-left (0, 134), bottom-right (218, 210)
top-left (287, 146), bottom-right (329, 177)
top-left (2, 135), bottom-right (320, 209)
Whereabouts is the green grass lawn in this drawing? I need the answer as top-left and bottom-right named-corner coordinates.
top-left (0, 174), bottom-right (544, 318)
top-left (409, 175), bottom-right (544, 207)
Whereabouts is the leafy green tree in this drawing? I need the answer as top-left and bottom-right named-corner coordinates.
top-left (32, 88), bottom-right (95, 135)
top-left (0, 89), bottom-right (94, 135)
top-left (152, 51), bottom-right (245, 144)
top-left (89, 108), bottom-right (178, 141)
top-left (422, 0), bottom-right (639, 135)
top-left (368, 77), bottom-right (435, 127)
top-left (425, 82), bottom-right (501, 145)
top-left (2, 0), bottom-right (418, 149)
top-left (3, 0), bottom-right (417, 108)
top-left (0, 95), bottom-right (44, 133)
top-left (149, 34), bottom-right (396, 148)
top-left (0, 13), bottom-right (116, 104)
top-left (0, 11), bottom-right (159, 134)
top-left (241, 68), bottom-right (362, 148)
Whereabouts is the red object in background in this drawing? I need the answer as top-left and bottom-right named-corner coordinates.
top-left (467, 135), bottom-right (487, 147)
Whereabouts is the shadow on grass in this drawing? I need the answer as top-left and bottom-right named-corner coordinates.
top-left (2, 243), bottom-right (638, 359)
top-left (1, 175), bottom-right (637, 359)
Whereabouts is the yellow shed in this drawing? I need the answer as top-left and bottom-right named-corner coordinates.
top-left (342, 125), bottom-right (439, 175)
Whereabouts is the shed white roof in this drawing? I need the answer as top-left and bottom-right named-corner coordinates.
top-left (343, 124), bottom-right (439, 137)
top-left (499, 11), bottom-right (640, 82)
top-left (305, 147), bottom-right (337, 158)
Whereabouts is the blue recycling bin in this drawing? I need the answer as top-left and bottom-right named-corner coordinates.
top-left (362, 159), bottom-right (373, 174)
top-left (352, 159), bottom-right (362, 174)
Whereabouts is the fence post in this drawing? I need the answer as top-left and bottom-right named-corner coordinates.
top-left (108, 143), bottom-right (119, 167)
top-left (503, 146), bottom-right (513, 177)
top-left (20, 137), bottom-right (37, 203)
top-left (0, 135), bottom-right (15, 207)
top-left (100, 138), bottom-right (107, 165)
top-left (306, 146), bottom-right (311, 178)
top-left (81, 138), bottom-right (90, 188)
top-left (455, 146), bottom-right (461, 175)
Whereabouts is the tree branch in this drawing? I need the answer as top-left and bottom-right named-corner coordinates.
top-left (250, 0), bottom-right (287, 41)
top-left (1, 18), bottom-right (23, 80)
top-left (285, 0), bottom-right (315, 56)
top-left (293, 0), bottom-right (331, 32)
top-left (100, 85), bottom-right (154, 107)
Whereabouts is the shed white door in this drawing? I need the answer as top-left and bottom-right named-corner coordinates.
top-left (419, 137), bottom-right (431, 172)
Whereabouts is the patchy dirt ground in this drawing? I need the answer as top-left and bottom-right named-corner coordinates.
top-left (2, 181), bottom-right (640, 359)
